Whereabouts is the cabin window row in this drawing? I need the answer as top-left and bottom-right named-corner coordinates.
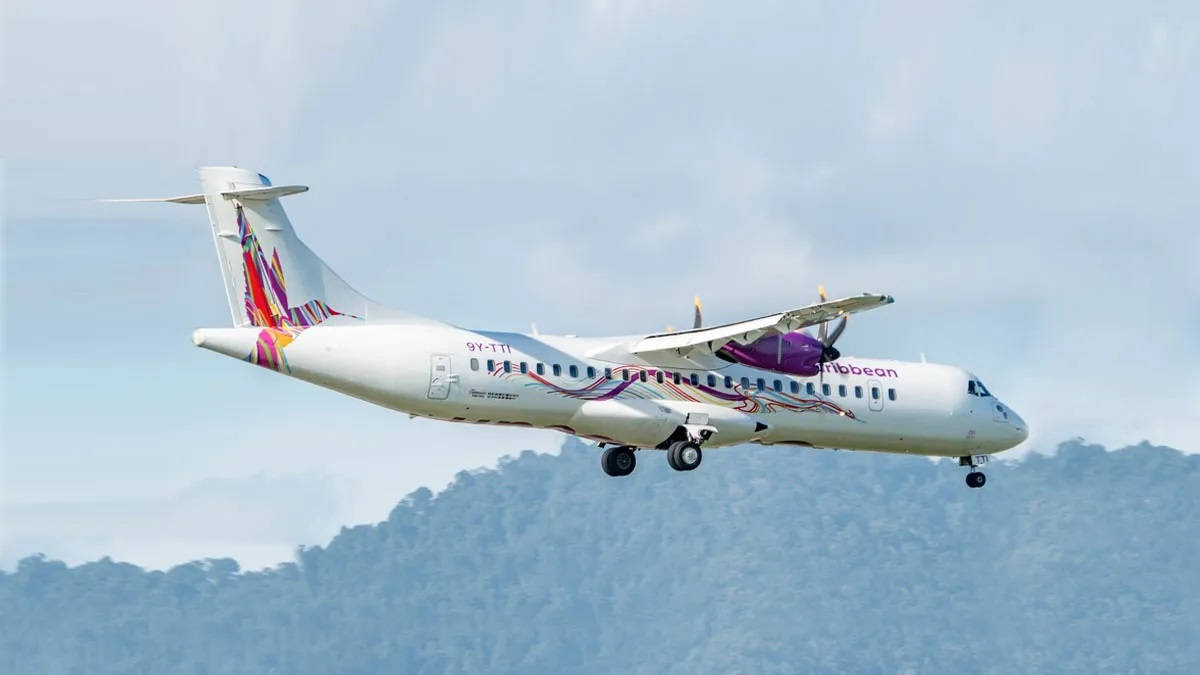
top-left (467, 358), bottom-right (897, 401)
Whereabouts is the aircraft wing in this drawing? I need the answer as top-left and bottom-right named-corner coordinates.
top-left (631, 293), bottom-right (893, 358)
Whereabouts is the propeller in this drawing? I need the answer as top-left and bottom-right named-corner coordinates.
top-left (815, 285), bottom-right (848, 383)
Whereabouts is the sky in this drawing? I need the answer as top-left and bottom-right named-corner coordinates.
top-left (2, 0), bottom-right (1198, 570)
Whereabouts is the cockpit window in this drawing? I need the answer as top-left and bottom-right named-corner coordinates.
top-left (967, 379), bottom-right (992, 397)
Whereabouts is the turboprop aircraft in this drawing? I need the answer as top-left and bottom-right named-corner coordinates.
top-left (119, 167), bottom-right (1027, 488)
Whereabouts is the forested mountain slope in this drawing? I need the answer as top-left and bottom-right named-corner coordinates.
top-left (2, 440), bottom-right (1196, 673)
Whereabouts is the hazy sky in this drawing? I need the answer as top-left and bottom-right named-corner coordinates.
top-left (3, 0), bottom-right (1198, 570)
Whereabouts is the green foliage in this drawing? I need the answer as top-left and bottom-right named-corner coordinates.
top-left (2, 440), bottom-right (1197, 673)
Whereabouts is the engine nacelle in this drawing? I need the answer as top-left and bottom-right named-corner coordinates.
top-left (717, 331), bottom-right (825, 377)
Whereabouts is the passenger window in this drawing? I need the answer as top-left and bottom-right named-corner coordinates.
top-left (622, 369), bottom-right (630, 381)
top-left (838, 385), bottom-right (847, 397)
top-left (773, 379), bottom-right (783, 392)
top-left (520, 362), bottom-right (528, 374)
top-left (639, 371), bottom-right (647, 382)
top-left (888, 388), bottom-right (896, 401)
top-left (822, 383), bottom-right (831, 396)
top-left (789, 381), bottom-right (799, 394)
top-left (604, 367), bottom-right (612, 380)
top-left (673, 372), bottom-right (681, 385)
top-left (586, 366), bottom-right (596, 379)
top-left (568, 365), bottom-right (578, 378)
top-left (503, 360), bottom-right (512, 373)
top-left (707, 374), bottom-right (717, 387)
top-left (871, 386), bottom-right (880, 400)
top-left (807, 383), bottom-right (816, 395)
top-left (470, 358), bottom-right (479, 371)
top-left (553, 364), bottom-right (562, 376)
top-left (486, 359), bottom-right (495, 371)
top-left (756, 378), bottom-right (765, 390)
top-left (656, 371), bottom-right (664, 384)
top-left (690, 373), bottom-right (699, 386)
top-left (855, 385), bottom-right (863, 399)
top-left (724, 376), bottom-right (734, 389)
top-left (536, 363), bottom-right (545, 376)
top-left (740, 377), bottom-right (750, 389)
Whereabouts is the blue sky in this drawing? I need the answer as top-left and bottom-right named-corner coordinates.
top-left (3, 0), bottom-right (1198, 569)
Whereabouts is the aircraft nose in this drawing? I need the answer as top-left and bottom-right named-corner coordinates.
top-left (1009, 409), bottom-right (1029, 443)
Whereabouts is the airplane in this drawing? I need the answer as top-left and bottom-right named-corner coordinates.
top-left (117, 166), bottom-right (1028, 488)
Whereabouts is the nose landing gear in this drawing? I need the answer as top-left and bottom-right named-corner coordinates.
top-left (959, 455), bottom-right (989, 488)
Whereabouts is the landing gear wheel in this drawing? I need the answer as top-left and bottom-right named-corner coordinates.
top-left (966, 471), bottom-right (986, 489)
top-left (601, 446), bottom-right (636, 477)
top-left (668, 441), bottom-right (702, 472)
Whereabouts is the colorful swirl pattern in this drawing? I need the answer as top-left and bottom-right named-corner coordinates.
top-left (490, 363), bottom-right (855, 418)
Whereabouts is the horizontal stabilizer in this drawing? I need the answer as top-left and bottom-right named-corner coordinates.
top-left (220, 185), bottom-right (308, 200)
top-left (100, 185), bottom-right (308, 206)
top-left (100, 194), bottom-right (206, 204)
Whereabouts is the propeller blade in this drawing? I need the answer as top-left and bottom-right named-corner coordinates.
top-left (826, 316), bottom-right (848, 346)
top-left (816, 285), bottom-right (829, 343)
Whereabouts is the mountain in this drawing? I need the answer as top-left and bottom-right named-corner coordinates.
top-left (1, 440), bottom-right (1197, 674)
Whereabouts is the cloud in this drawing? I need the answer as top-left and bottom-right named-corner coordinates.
top-left (0, 474), bottom-right (348, 570)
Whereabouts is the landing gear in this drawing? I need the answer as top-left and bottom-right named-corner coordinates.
top-left (667, 441), bottom-right (702, 472)
top-left (959, 455), bottom-right (989, 489)
top-left (601, 445), bottom-right (636, 477)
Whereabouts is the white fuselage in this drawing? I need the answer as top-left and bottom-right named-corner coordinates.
top-left (195, 321), bottom-right (1028, 458)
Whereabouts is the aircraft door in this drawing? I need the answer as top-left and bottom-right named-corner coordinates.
top-left (868, 379), bottom-right (884, 412)
top-left (427, 354), bottom-right (452, 400)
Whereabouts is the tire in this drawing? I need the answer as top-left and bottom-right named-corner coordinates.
top-left (601, 446), bottom-right (636, 477)
top-left (666, 442), bottom-right (682, 471)
top-left (675, 442), bottom-right (702, 471)
top-left (966, 471), bottom-right (986, 488)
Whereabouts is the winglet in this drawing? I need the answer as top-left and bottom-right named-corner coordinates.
top-left (693, 295), bottom-right (703, 329)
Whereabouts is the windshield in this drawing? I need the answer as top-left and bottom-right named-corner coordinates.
top-left (967, 379), bottom-right (992, 397)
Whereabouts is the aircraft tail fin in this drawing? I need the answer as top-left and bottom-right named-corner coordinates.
top-left (193, 167), bottom-right (376, 328)
top-left (109, 167), bottom-right (440, 330)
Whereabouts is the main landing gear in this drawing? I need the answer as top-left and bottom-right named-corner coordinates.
top-left (600, 440), bottom-right (704, 477)
top-left (959, 455), bottom-right (989, 488)
top-left (667, 440), bottom-right (702, 472)
top-left (601, 445), bottom-right (636, 477)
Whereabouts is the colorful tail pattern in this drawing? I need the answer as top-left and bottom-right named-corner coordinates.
top-left (237, 206), bottom-right (350, 372)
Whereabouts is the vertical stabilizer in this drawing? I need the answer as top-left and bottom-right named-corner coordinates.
top-left (198, 167), bottom-right (371, 328)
